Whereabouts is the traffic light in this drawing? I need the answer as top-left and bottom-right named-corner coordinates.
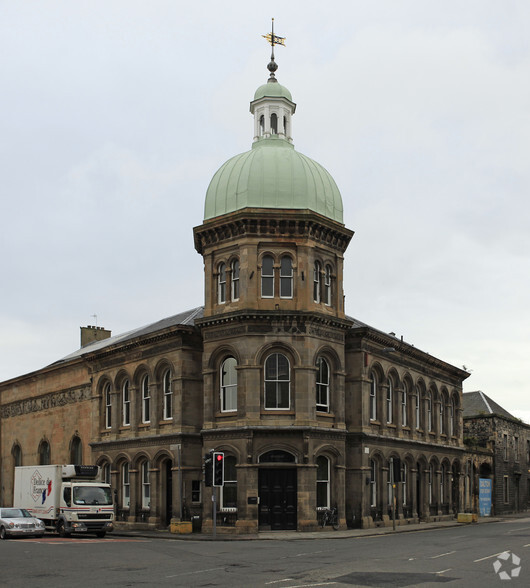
top-left (204, 452), bottom-right (213, 487)
top-left (213, 451), bottom-right (224, 487)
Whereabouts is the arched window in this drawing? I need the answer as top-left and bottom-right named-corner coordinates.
top-left (280, 256), bottom-right (293, 298)
top-left (439, 395), bottom-right (445, 434)
top-left (122, 463), bottom-right (130, 508)
top-left (261, 255), bottom-right (274, 298)
top-left (270, 112), bottom-right (278, 134)
top-left (218, 262), bottom-right (226, 304)
top-left (231, 259), bottom-right (240, 301)
top-left (70, 436), bottom-right (82, 465)
top-left (449, 397), bottom-right (455, 437)
top-left (101, 462), bottom-right (110, 484)
top-left (316, 357), bottom-right (330, 412)
top-left (386, 378), bottom-right (393, 424)
top-left (163, 369), bottom-right (172, 420)
top-left (401, 462), bottom-right (408, 506)
top-left (387, 459), bottom-right (394, 505)
top-left (221, 357), bottom-right (237, 412)
top-left (13, 444), bottom-right (22, 467)
top-left (401, 383), bottom-right (408, 427)
top-left (415, 387), bottom-right (421, 430)
top-left (39, 440), bottom-right (50, 465)
top-left (316, 456), bottom-right (330, 509)
top-left (428, 463), bottom-right (434, 504)
top-left (370, 459), bottom-right (377, 507)
top-left (313, 261), bottom-right (321, 302)
top-left (370, 373), bottom-right (377, 420)
top-left (142, 375), bottom-right (150, 424)
top-left (426, 392), bottom-right (433, 432)
top-left (141, 461), bottom-right (150, 510)
top-left (221, 456), bottom-right (237, 509)
top-left (283, 116), bottom-right (288, 136)
top-left (324, 265), bottom-right (332, 306)
top-left (104, 383), bottom-right (112, 429)
top-left (440, 464), bottom-right (445, 504)
top-left (264, 353), bottom-right (290, 409)
top-left (122, 380), bottom-right (130, 426)
top-left (259, 114), bottom-right (265, 136)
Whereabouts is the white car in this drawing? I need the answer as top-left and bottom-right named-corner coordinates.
top-left (0, 508), bottom-right (45, 539)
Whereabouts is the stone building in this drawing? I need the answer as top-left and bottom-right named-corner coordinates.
top-left (463, 391), bottom-right (530, 515)
top-left (0, 52), bottom-right (471, 532)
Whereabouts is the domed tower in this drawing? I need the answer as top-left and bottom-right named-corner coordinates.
top-left (194, 29), bottom-right (354, 533)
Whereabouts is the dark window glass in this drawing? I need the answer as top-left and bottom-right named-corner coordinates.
top-left (261, 255), bottom-right (274, 297)
top-left (280, 256), bottom-right (293, 298)
top-left (264, 353), bottom-right (290, 409)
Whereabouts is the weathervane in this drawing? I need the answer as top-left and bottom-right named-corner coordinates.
top-left (262, 18), bottom-right (285, 81)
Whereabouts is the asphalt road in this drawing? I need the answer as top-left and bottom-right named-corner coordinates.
top-left (1, 518), bottom-right (529, 587)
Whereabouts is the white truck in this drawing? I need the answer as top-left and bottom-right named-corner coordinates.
top-left (14, 464), bottom-right (114, 538)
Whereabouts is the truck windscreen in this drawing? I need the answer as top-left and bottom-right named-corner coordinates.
top-left (73, 486), bottom-right (113, 506)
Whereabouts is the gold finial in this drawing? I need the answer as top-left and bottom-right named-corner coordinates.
top-left (262, 18), bottom-right (285, 81)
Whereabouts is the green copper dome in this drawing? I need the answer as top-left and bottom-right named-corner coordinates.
top-left (204, 137), bottom-right (344, 223)
top-left (254, 81), bottom-right (293, 102)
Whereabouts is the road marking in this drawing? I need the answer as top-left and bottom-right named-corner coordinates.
top-left (281, 550), bottom-right (325, 559)
top-left (166, 566), bottom-right (225, 578)
top-left (474, 551), bottom-right (507, 563)
top-left (524, 544), bottom-right (530, 548)
top-left (265, 580), bottom-right (295, 585)
top-left (430, 551), bottom-right (456, 559)
top-left (283, 583), bottom-right (337, 588)
top-left (505, 526), bottom-right (530, 534)
top-left (433, 569), bottom-right (452, 574)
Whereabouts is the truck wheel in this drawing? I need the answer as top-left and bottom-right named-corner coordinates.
top-left (57, 521), bottom-right (71, 538)
top-left (0, 526), bottom-right (7, 540)
top-left (96, 531), bottom-right (106, 538)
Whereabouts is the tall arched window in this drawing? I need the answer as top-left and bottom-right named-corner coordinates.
top-left (218, 262), bottom-right (226, 304)
top-left (439, 394), bottom-right (445, 434)
top-left (324, 265), bottom-right (332, 306)
top-left (428, 463), bottom-right (434, 504)
top-left (427, 392), bottom-right (433, 432)
top-left (283, 115), bottom-right (288, 136)
top-left (370, 459), bottom-right (377, 507)
top-left (261, 255), bottom-right (274, 298)
top-left (313, 261), bottom-right (321, 303)
top-left (386, 378), bottom-right (393, 424)
top-left (259, 114), bottom-right (265, 136)
top-left (370, 373), bottom-right (377, 421)
top-left (231, 259), bottom-right (240, 301)
top-left (449, 397), bottom-right (455, 437)
top-left (104, 383), bottom-right (112, 429)
top-left (440, 464), bottom-right (445, 504)
top-left (13, 444), bottom-right (22, 467)
top-left (401, 462), bottom-right (408, 506)
top-left (39, 440), bottom-right (50, 465)
top-left (221, 357), bottom-right (237, 412)
top-left (70, 436), bottom-right (82, 465)
top-left (415, 388), bottom-right (421, 430)
top-left (122, 463), bottom-right (130, 508)
top-left (101, 462), bottom-right (110, 484)
top-left (122, 380), bottom-right (130, 426)
top-left (264, 353), bottom-right (290, 409)
top-left (221, 456), bottom-right (237, 509)
top-left (316, 357), bottom-right (330, 412)
top-left (280, 256), bottom-right (293, 298)
top-left (142, 375), bottom-right (150, 424)
top-left (316, 456), bottom-right (330, 509)
top-left (141, 461), bottom-right (150, 510)
top-left (270, 112), bottom-right (278, 134)
top-left (163, 369), bottom-right (172, 420)
top-left (401, 383), bottom-right (408, 427)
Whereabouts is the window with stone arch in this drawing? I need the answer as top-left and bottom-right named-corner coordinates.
top-left (450, 394), bottom-right (457, 437)
top-left (386, 377), bottom-right (394, 424)
top-left (369, 372), bottom-right (377, 421)
top-left (12, 443), bottom-right (22, 468)
top-left (313, 261), bottom-right (321, 303)
top-left (122, 462), bottom-right (130, 508)
top-left (324, 264), bottom-right (332, 306)
top-left (316, 356), bottom-right (330, 412)
top-left (401, 380), bottom-right (409, 427)
top-left (426, 391), bottom-right (433, 432)
top-left (259, 114), bottom-right (265, 136)
top-left (122, 379), bottom-right (131, 426)
top-left (261, 255), bottom-right (274, 298)
top-left (270, 112), bottom-right (278, 134)
top-left (218, 262), bottom-right (226, 304)
top-left (39, 440), bottom-right (50, 465)
top-left (370, 458), bottom-right (377, 507)
top-left (101, 462), bottom-right (111, 484)
top-left (440, 463), bottom-right (446, 504)
top-left (414, 386), bottom-right (421, 430)
top-left (401, 461), bottom-right (408, 506)
top-left (316, 456), bottom-right (330, 509)
top-left (428, 463), bottom-right (434, 504)
top-left (439, 392), bottom-right (446, 435)
top-left (280, 255), bottom-right (293, 298)
top-left (264, 352), bottom-right (290, 410)
top-left (70, 436), bottom-right (82, 465)
top-left (163, 369), bottom-right (172, 420)
top-left (141, 460), bottom-right (150, 510)
top-left (231, 258), bottom-right (240, 301)
top-left (220, 357), bottom-right (237, 412)
top-left (104, 382), bottom-right (112, 429)
top-left (141, 374), bottom-right (150, 424)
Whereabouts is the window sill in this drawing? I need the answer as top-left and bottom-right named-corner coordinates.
top-left (138, 423), bottom-right (150, 430)
top-left (387, 423), bottom-right (396, 429)
top-left (215, 411), bottom-right (238, 418)
top-left (370, 420), bottom-right (381, 426)
top-left (317, 411), bottom-right (334, 418)
top-left (261, 410), bottom-right (295, 415)
top-left (159, 419), bottom-right (173, 426)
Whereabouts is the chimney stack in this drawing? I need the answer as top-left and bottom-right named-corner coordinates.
top-left (80, 325), bottom-right (111, 348)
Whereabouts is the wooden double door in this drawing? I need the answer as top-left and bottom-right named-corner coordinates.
top-left (258, 468), bottom-right (297, 530)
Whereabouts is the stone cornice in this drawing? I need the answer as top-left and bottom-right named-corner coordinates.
top-left (193, 208), bottom-right (354, 255)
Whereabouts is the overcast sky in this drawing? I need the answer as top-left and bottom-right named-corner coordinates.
top-left (1, 1), bottom-right (529, 422)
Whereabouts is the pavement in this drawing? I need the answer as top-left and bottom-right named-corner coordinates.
top-left (111, 513), bottom-right (529, 541)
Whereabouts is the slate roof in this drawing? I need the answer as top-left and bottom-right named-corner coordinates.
top-left (51, 306), bottom-right (204, 366)
top-left (463, 390), bottom-right (515, 420)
